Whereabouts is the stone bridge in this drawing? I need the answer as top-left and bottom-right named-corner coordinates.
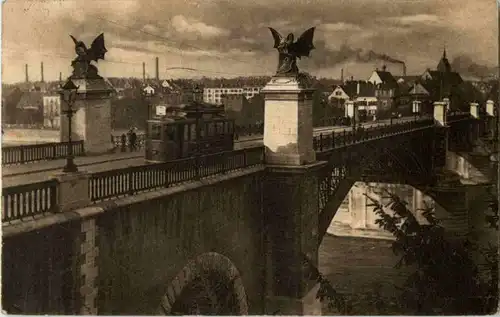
top-left (2, 77), bottom-right (497, 315)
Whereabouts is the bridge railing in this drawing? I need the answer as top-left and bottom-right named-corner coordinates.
top-left (2, 180), bottom-right (58, 222)
top-left (313, 119), bottom-right (435, 152)
top-left (111, 133), bottom-right (146, 151)
top-left (89, 146), bottom-right (264, 202)
top-left (2, 141), bottom-right (85, 166)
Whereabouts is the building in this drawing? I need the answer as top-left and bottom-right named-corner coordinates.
top-left (367, 65), bottom-right (398, 87)
top-left (42, 95), bottom-right (61, 128)
top-left (203, 87), bottom-right (262, 105)
top-left (328, 86), bottom-right (351, 101)
top-left (408, 49), bottom-right (467, 112)
top-left (367, 65), bottom-right (400, 110)
top-left (143, 84), bottom-right (156, 96)
top-left (330, 81), bottom-right (379, 116)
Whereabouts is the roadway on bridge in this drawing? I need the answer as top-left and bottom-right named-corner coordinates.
top-left (2, 117), bottom-right (421, 188)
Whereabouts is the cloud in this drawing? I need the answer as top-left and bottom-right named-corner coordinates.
top-left (320, 22), bottom-right (363, 32)
top-left (171, 15), bottom-right (231, 38)
top-left (1, 0), bottom-right (496, 83)
top-left (385, 14), bottom-right (441, 26)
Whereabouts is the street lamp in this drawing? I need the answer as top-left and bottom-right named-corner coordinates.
top-left (193, 85), bottom-right (202, 179)
top-left (60, 79), bottom-right (79, 173)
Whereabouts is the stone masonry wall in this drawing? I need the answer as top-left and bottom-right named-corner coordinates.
top-left (95, 169), bottom-right (265, 315)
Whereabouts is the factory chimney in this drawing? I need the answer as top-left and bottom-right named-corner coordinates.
top-left (59, 72), bottom-right (62, 83)
top-left (403, 63), bottom-right (407, 77)
top-left (41, 62), bottom-right (44, 82)
top-left (25, 64), bottom-right (29, 83)
top-left (341, 68), bottom-right (344, 83)
top-left (143, 62), bottom-right (146, 82)
top-left (155, 57), bottom-right (159, 81)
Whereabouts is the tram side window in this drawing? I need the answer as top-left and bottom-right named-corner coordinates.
top-left (149, 123), bottom-right (161, 140)
top-left (184, 124), bottom-right (189, 141)
top-left (190, 124), bottom-right (196, 140)
top-left (165, 125), bottom-right (176, 141)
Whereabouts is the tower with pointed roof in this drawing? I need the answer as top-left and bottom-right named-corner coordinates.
top-left (437, 47), bottom-right (452, 73)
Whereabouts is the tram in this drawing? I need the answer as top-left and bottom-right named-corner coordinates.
top-left (145, 102), bottom-right (235, 163)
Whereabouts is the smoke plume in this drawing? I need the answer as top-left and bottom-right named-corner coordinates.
top-left (309, 41), bottom-right (405, 70)
top-left (450, 55), bottom-right (496, 79)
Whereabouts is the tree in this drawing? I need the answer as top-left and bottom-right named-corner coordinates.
top-left (363, 189), bottom-right (497, 314)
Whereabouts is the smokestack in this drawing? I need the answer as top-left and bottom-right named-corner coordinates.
top-left (59, 72), bottom-right (62, 83)
top-left (341, 68), bottom-right (344, 83)
top-left (41, 62), bottom-right (44, 82)
top-left (403, 63), bottom-right (407, 77)
top-left (143, 62), bottom-right (146, 82)
top-left (155, 57), bottom-right (159, 81)
top-left (25, 64), bottom-right (29, 83)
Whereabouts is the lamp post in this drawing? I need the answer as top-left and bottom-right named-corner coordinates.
top-left (60, 79), bottom-right (79, 173)
top-left (193, 86), bottom-right (202, 179)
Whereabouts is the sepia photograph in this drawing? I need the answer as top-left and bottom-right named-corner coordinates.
top-left (1, 0), bottom-right (499, 315)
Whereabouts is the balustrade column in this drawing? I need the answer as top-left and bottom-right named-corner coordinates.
top-left (51, 171), bottom-right (91, 212)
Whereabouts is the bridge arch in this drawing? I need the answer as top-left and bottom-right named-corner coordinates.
top-left (158, 252), bottom-right (249, 315)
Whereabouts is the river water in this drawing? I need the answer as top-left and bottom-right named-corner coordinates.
top-left (319, 183), bottom-right (497, 315)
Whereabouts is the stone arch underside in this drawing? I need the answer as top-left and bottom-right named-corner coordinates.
top-left (158, 252), bottom-right (249, 316)
top-left (318, 130), bottom-right (436, 240)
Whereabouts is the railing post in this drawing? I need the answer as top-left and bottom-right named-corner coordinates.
top-left (20, 145), bottom-right (25, 164)
top-left (52, 143), bottom-right (57, 159)
top-left (128, 170), bottom-right (134, 195)
top-left (51, 171), bottom-right (90, 212)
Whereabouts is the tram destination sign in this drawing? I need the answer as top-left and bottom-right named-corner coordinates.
top-left (156, 105), bottom-right (167, 116)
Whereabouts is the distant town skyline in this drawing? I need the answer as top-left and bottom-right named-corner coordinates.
top-left (2, 0), bottom-right (497, 84)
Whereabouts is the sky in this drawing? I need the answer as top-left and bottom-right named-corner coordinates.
top-left (2, 0), bottom-right (498, 84)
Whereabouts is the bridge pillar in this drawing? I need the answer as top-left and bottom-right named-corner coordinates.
top-left (263, 163), bottom-right (326, 315)
top-left (262, 76), bottom-right (323, 315)
top-left (349, 183), bottom-right (367, 229)
top-left (60, 78), bottom-right (114, 154)
top-left (470, 102), bottom-right (479, 119)
top-left (261, 77), bottom-right (316, 165)
top-left (433, 100), bottom-right (448, 126)
top-left (51, 171), bottom-right (91, 212)
top-left (486, 100), bottom-right (496, 139)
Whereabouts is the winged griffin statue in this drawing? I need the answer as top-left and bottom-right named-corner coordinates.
top-left (69, 33), bottom-right (108, 79)
top-left (268, 27), bottom-right (315, 76)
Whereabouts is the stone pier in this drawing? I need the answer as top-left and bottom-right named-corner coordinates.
top-left (262, 76), bottom-right (323, 315)
top-left (60, 78), bottom-right (114, 154)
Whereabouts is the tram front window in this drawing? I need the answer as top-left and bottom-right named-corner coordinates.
top-left (149, 123), bottom-right (161, 140)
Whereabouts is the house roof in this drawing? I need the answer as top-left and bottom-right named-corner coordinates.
top-left (339, 81), bottom-right (376, 98)
top-left (373, 70), bottom-right (398, 88)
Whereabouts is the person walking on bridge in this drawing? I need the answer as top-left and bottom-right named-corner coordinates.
top-left (128, 127), bottom-right (138, 152)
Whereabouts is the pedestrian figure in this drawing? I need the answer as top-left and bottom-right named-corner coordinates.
top-left (129, 128), bottom-right (137, 152)
top-left (121, 134), bottom-right (127, 152)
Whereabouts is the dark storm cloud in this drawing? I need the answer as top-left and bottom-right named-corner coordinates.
top-left (2, 0), bottom-right (496, 83)
top-left (451, 55), bottom-right (497, 79)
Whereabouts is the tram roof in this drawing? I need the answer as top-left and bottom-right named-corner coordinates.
top-left (175, 101), bottom-right (224, 112)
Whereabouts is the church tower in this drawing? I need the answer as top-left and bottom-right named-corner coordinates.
top-left (437, 47), bottom-right (452, 73)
